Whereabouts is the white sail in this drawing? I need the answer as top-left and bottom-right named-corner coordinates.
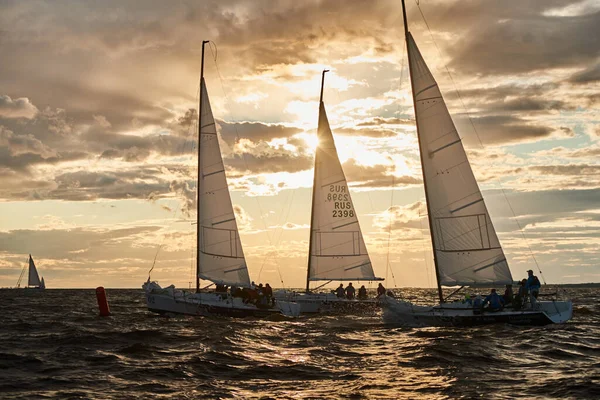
top-left (28, 255), bottom-right (41, 287)
top-left (407, 33), bottom-right (513, 286)
top-left (308, 102), bottom-right (380, 282)
top-left (197, 78), bottom-right (251, 288)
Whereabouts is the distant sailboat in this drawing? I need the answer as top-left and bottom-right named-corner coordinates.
top-left (381, 1), bottom-right (572, 326)
top-left (275, 71), bottom-right (383, 313)
top-left (16, 255), bottom-right (46, 289)
top-left (143, 41), bottom-right (299, 317)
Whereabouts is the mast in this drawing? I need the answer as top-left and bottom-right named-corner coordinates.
top-left (306, 69), bottom-right (329, 293)
top-left (401, 0), bottom-right (444, 303)
top-left (197, 40), bottom-right (209, 293)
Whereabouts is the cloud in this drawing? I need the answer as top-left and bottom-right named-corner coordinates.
top-left (529, 164), bottom-right (600, 176)
top-left (447, 6), bottom-right (600, 75)
top-left (0, 95), bottom-right (38, 119)
top-left (569, 61), bottom-right (600, 84)
top-left (341, 158), bottom-right (421, 188)
top-left (465, 115), bottom-right (562, 144)
top-left (372, 201), bottom-right (427, 231)
top-left (218, 120), bottom-right (302, 145)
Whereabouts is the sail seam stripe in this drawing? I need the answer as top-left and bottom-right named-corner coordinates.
top-left (473, 258), bottom-right (507, 272)
top-left (312, 254), bottom-right (367, 258)
top-left (200, 250), bottom-right (244, 260)
top-left (344, 262), bottom-right (371, 271)
top-left (309, 277), bottom-right (383, 281)
top-left (212, 218), bottom-right (236, 226)
top-left (203, 169), bottom-right (225, 178)
top-left (224, 266), bottom-right (246, 273)
top-left (437, 247), bottom-right (501, 253)
top-left (322, 179), bottom-right (345, 187)
top-left (449, 198), bottom-right (483, 214)
top-left (430, 138), bottom-right (461, 155)
top-left (415, 83), bottom-right (438, 97)
top-left (417, 95), bottom-right (442, 102)
top-left (448, 254), bottom-right (505, 275)
top-left (201, 122), bottom-right (216, 129)
top-left (332, 221), bottom-right (358, 230)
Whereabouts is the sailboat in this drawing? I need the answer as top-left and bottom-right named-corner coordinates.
top-left (275, 71), bottom-right (383, 313)
top-left (16, 255), bottom-right (46, 290)
top-left (143, 41), bottom-right (299, 318)
top-left (380, 1), bottom-right (573, 326)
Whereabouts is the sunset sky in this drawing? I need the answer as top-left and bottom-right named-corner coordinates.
top-left (1, 0), bottom-right (599, 289)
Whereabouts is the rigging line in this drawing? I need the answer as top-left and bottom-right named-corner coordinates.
top-left (419, 202), bottom-right (433, 289)
top-left (208, 42), bottom-right (288, 285)
top-left (148, 73), bottom-right (202, 279)
top-left (257, 189), bottom-right (296, 286)
top-left (413, 0), bottom-right (546, 283)
top-left (385, 175), bottom-right (395, 283)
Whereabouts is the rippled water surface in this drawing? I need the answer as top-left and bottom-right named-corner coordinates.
top-left (0, 288), bottom-right (599, 399)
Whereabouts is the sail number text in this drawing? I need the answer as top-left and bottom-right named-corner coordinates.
top-left (328, 184), bottom-right (355, 218)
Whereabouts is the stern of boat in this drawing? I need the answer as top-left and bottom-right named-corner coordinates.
top-left (540, 300), bottom-right (573, 324)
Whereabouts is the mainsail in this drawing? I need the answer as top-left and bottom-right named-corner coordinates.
top-left (308, 100), bottom-right (380, 282)
top-left (406, 33), bottom-right (513, 286)
top-left (28, 255), bottom-right (41, 287)
top-left (197, 78), bottom-right (251, 287)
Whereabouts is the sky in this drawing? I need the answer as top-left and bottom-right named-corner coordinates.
top-left (0, 0), bottom-right (599, 289)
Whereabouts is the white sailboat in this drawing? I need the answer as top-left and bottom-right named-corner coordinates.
top-left (381, 1), bottom-right (572, 326)
top-left (16, 255), bottom-right (45, 290)
top-left (275, 71), bottom-right (383, 313)
top-left (143, 41), bottom-right (299, 318)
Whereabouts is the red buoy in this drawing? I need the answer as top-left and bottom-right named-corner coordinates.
top-left (96, 286), bottom-right (111, 316)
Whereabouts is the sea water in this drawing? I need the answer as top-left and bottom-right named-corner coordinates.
top-left (0, 288), bottom-right (598, 399)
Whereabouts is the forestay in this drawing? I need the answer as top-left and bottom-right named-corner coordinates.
top-left (28, 255), bottom-right (41, 287)
top-left (197, 79), bottom-right (251, 287)
top-left (407, 33), bottom-right (513, 286)
top-left (308, 102), bottom-right (380, 282)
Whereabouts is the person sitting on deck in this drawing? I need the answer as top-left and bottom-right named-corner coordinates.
top-left (335, 284), bottom-right (345, 298)
top-left (264, 283), bottom-right (274, 305)
top-left (513, 279), bottom-right (527, 310)
top-left (525, 270), bottom-right (541, 309)
top-left (463, 293), bottom-right (473, 305)
top-left (503, 284), bottom-right (514, 306)
top-left (472, 295), bottom-right (483, 315)
top-left (345, 283), bottom-right (356, 300)
top-left (376, 283), bottom-right (386, 298)
top-left (358, 285), bottom-right (367, 300)
top-left (215, 284), bottom-right (227, 293)
top-left (482, 288), bottom-right (504, 312)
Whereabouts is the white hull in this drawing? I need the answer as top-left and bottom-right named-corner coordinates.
top-left (381, 296), bottom-right (573, 326)
top-left (143, 281), bottom-right (300, 318)
top-left (274, 290), bottom-right (380, 314)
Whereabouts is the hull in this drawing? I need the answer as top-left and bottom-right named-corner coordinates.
top-left (274, 290), bottom-right (380, 314)
top-left (143, 282), bottom-right (300, 318)
top-left (381, 296), bottom-right (573, 327)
